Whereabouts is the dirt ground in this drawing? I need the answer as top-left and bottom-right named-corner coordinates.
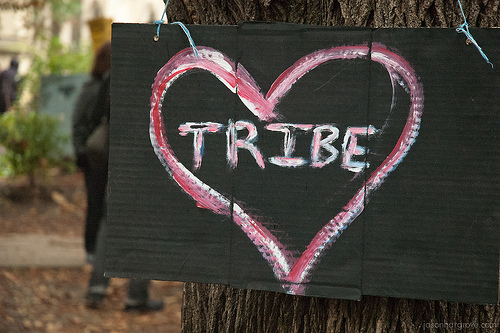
top-left (0, 170), bottom-right (183, 333)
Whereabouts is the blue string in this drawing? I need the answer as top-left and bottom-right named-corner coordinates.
top-left (171, 22), bottom-right (199, 57)
top-left (456, 0), bottom-right (493, 68)
top-left (155, 0), bottom-right (199, 58)
top-left (154, 0), bottom-right (169, 36)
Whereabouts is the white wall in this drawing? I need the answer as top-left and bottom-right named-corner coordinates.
top-left (82, 0), bottom-right (165, 23)
top-left (0, 9), bottom-right (38, 73)
top-left (0, 0), bottom-right (168, 73)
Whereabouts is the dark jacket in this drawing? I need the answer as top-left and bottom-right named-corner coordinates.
top-left (72, 71), bottom-right (110, 168)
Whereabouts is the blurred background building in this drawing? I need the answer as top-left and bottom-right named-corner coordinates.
top-left (0, 0), bottom-right (165, 75)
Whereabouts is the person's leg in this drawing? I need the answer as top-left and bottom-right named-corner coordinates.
top-left (83, 167), bottom-right (107, 256)
top-left (124, 279), bottom-right (164, 312)
top-left (85, 218), bottom-right (110, 308)
top-left (127, 279), bottom-right (150, 302)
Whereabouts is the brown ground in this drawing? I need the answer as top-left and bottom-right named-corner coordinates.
top-left (0, 170), bottom-right (183, 333)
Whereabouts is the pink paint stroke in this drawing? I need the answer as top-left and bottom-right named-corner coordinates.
top-left (150, 47), bottom-right (292, 280)
top-left (149, 44), bottom-right (423, 295)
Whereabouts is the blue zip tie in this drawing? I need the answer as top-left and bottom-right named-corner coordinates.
top-left (456, 0), bottom-right (493, 68)
top-left (154, 0), bottom-right (199, 58)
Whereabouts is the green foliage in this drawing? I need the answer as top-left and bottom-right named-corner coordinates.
top-left (51, 0), bottom-right (82, 24)
top-left (45, 37), bottom-right (93, 75)
top-left (0, 110), bottom-right (70, 184)
top-left (18, 0), bottom-right (91, 112)
top-left (20, 37), bottom-right (92, 112)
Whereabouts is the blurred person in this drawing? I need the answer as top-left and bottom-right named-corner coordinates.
top-left (72, 41), bottom-right (111, 260)
top-left (0, 58), bottom-right (19, 114)
top-left (72, 42), bottom-right (164, 312)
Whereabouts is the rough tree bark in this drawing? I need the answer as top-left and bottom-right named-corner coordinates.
top-left (164, 0), bottom-right (500, 331)
top-left (167, 0), bottom-right (499, 27)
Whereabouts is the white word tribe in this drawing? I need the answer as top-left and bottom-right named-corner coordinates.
top-left (178, 120), bottom-right (379, 173)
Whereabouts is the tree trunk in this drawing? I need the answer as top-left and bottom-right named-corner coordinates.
top-left (182, 283), bottom-right (500, 332)
top-left (167, 0), bottom-right (499, 27)
top-left (169, 0), bottom-right (500, 331)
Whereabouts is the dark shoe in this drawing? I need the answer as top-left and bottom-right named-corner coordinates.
top-left (85, 292), bottom-right (105, 309)
top-left (124, 299), bottom-right (165, 312)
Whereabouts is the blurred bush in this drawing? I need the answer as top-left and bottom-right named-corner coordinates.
top-left (0, 109), bottom-right (71, 187)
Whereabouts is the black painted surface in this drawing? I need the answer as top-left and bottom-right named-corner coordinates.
top-left (106, 23), bottom-right (499, 303)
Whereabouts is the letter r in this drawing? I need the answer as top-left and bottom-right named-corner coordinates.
top-left (226, 119), bottom-right (265, 169)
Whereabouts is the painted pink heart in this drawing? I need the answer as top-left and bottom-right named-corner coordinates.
top-left (149, 44), bottom-right (423, 295)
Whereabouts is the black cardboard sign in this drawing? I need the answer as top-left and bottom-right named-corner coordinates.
top-left (107, 23), bottom-right (499, 304)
